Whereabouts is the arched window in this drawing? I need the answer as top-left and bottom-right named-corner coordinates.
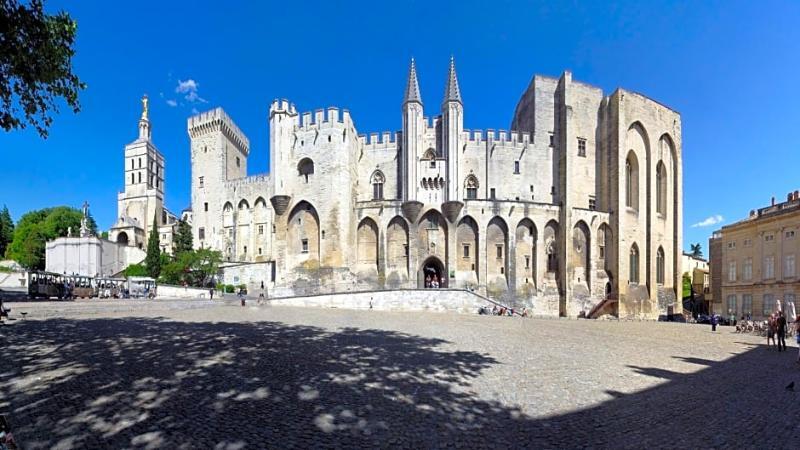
top-left (371, 171), bottom-right (385, 200)
top-left (630, 243), bottom-right (640, 284)
top-left (625, 152), bottom-right (639, 210)
top-left (656, 246), bottom-right (665, 284)
top-left (298, 158), bottom-right (314, 183)
top-left (464, 175), bottom-right (479, 199)
top-left (547, 241), bottom-right (557, 272)
top-left (656, 161), bottom-right (667, 216)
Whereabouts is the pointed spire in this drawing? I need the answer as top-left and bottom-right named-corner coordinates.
top-left (404, 58), bottom-right (422, 105)
top-left (443, 56), bottom-right (462, 105)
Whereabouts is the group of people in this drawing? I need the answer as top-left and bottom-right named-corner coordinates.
top-left (764, 311), bottom-right (800, 359)
top-left (478, 305), bottom-right (529, 317)
top-left (424, 274), bottom-right (441, 289)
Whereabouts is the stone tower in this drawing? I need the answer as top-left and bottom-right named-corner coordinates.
top-left (110, 95), bottom-right (165, 249)
top-left (441, 57), bottom-right (463, 202)
top-left (401, 59), bottom-right (424, 201)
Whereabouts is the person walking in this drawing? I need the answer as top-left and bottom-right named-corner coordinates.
top-left (209, 288), bottom-right (214, 300)
top-left (767, 314), bottom-right (776, 349)
top-left (711, 314), bottom-right (718, 332)
top-left (777, 311), bottom-right (787, 352)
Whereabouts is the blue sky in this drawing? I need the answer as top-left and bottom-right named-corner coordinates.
top-left (1, 0), bottom-right (799, 255)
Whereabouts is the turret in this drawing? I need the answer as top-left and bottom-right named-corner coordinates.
top-left (401, 59), bottom-right (424, 201)
top-left (441, 57), bottom-right (463, 201)
top-left (269, 99), bottom-right (298, 193)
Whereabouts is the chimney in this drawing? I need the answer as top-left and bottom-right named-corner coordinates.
top-left (772, 196), bottom-right (776, 206)
top-left (794, 190), bottom-right (799, 200)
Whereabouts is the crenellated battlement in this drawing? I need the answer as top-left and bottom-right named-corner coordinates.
top-left (358, 131), bottom-right (399, 150)
top-left (462, 129), bottom-right (533, 146)
top-left (269, 98), bottom-right (298, 116)
top-left (297, 106), bottom-right (353, 131)
top-left (188, 107), bottom-right (250, 154)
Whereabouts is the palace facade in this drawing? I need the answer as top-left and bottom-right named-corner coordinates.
top-left (186, 59), bottom-right (682, 317)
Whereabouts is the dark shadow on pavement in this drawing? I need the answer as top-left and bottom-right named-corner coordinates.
top-left (1, 317), bottom-right (799, 448)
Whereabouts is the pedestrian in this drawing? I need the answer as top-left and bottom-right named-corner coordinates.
top-left (209, 288), bottom-right (214, 300)
top-left (710, 314), bottom-right (718, 332)
top-left (796, 315), bottom-right (800, 364)
top-left (425, 274), bottom-right (431, 288)
top-left (767, 314), bottom-right (776, 349)
top-left (777, 311), bottom-right (787, 352)
top-left (239, 288), bottom-right (246, 307)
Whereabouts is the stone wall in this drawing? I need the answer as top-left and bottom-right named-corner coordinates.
top-left (269, 289), bottom-right (494, 314)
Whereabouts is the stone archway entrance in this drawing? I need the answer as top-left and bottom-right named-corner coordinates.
top-left (117, 231), bottom-right (129, 246)
top-left (419, 256), bottom-right (446, 288)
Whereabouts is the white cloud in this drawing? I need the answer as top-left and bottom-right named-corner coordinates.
top-left (166, 99), bottom-right (177, 107)
top-left (175, 79), bottom-right (207, 103)
top-left (691, 214), bottom-right (724, 228)
top-left (191, 107), bottom-right (199, 115)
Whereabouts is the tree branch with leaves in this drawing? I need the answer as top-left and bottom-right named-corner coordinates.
top-left (0, 0), bottom-right (85, 138)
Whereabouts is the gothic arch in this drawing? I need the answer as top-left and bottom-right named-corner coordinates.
top-left (456, 215), bottom-right (479, 282)
top-left (544, 220), bottom-right (559, 273)
top-left (656, 246), bottom-right (665, 285)
top-left (629, 243), bottom-right (640, 284)
top-left (571, 220), bottom-right (591, 287)
top-left (464, 174), bottom-right (479, 199)
top-left (386, 216), bottom-right (409, 277)
top-left (597, 223), bottom-right (613, 271)
top-left (418, 209), bottom-right (447, 264)
top-left (422, 148), bottom-right (436, 160)
top-left (370, 170), bottom-right (385, 200)
top-left (116, 231), bottom-right (129, 246)
top-left (515, 218), bottom-right (537, 289)
top-left (287, 200), bottom-right (320, 266)
top-left (625, 150), bottom-right (640, 211)
top-left (357, 217), bottom-right (379, 270)
top-left (487, 216), bottom-right (509, 288)
top-left (656, 160), bottom-right (667, 216)
top-left (222, 202), bottom-right (234, 228)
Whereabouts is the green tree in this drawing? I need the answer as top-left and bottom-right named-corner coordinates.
top-left (689, 243), bottom-right (703, 258)
top-left (173, 219), bottom-right (193, 256)
top-left (158, 248), bottom-right (222, 287)
top-left (0, 0), bottom-right (86, 138)
top-left (123, 263), bottom-right (148, 277)
top-left (0, 205), bottom-right (14, 257)
top-left (5, 206), bottom-right (84, 269)
top-left (682, 272), bottom-right (692, 299)
top-left (145, 215), bottom-right (161, 278)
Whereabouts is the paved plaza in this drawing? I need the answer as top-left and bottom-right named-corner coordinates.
top-left (2, 300), bottom-right (800, 448)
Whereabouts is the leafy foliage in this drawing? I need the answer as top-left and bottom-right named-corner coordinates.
top-left (689, 243), bottom-right (703, 258)
top-left (123, 263), bottom-right (148, 277)
top-left (158, 248), bottom-right (222, 287)
top-left (145, 215), bottom-right (161, 279)
top-left (682, 272), bottom-right (692, 299)
top-left (173, 219), bottom-right (193, 256)
top-left (0, 205), bottom-right (14, 257)
top-left (4, 206), bottom-right (92, 269)
top-left (0, 0), bottom-right (86, 138)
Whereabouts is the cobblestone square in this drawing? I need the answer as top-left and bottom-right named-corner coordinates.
top-left (2, 301), bottom-right (799, 448)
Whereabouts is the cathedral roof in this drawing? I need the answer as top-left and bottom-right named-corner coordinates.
top-left (443, 56), bottom-right (462, 104)
top-left (403, 58), bottom-right (422, 105)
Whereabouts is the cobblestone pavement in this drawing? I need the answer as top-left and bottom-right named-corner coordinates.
top-left (2, 301), bottom-right (800, 449)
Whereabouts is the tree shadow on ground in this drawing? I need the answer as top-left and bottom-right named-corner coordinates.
top-left (1, 318), bottom-right (799, 449)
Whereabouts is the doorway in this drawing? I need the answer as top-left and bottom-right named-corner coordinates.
top-left (419, 256), bottom-right (446, 288)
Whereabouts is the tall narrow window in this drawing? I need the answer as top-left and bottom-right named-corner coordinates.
top-left (656, 247), bottom-right (665, 284)
top-left (371, 171), bottom-right (385, 200)
top-left (744, 258), bottom-right (753, 280)
top-left (301, 239), bottom-right (309, 253)
top-left (727, 295), bottom-right (737, 315)
top-left (547, 242), bottom-right (557, 272)
top-left (138, 172), bottom-right (141, 183)
top-left (625, 152), bottom-right (639, 210)
top-left (131, 173), bottom-right (134, 185)
top-left (656, 161), bottom-right (667, 216)
top-left (465, 175), bottom-right (478, 200)
top-left (765, 255), bottom-right (775, 279)
top-left (496, 245), bottom-right (503, 259)
top-left (728, 260), bottom-right (737, 282)
top-left (199, 176), bottom-right (204, 188)
top-left (490, 188), bottom-right (496, 199)
top-left (763, 294), bottom-right (774, 316)
top-left (198, 227), bottom-right (205, 240)
top-left (514, 161), bottom-right (520, 174)
top-left (463, 245), bottom-right (470, 258)
top-left (785, 254), bottom-right (796, 278)
top-left (629, 244), bottom-right (640, 283)
top-left (742, 294), bottom-right (753, 316)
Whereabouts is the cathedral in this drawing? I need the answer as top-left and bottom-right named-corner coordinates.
top-left (182, 58), bottom-right (683, 318)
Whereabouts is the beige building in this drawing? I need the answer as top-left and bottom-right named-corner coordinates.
top-left (186, 59), bottom-right (683, 318)
top-left (710, 191), bottom-right (800, 319)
